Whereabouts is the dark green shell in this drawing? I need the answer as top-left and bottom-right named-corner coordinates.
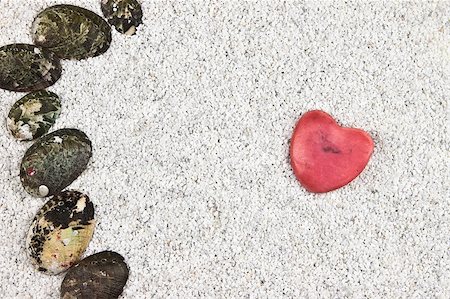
top-left (7, 91), bottom-right (61, 141)
top-left (26, 190), bottom-right (95, 274)
top-left (20, 129), bottom-right (92, 197)
top-left (0, 44), bottom-right (62, 92)
top-left (61, 251), bottom-right (129, 299)
top-left (31, 5), bottom-right (112, 60)
top-left (101, 0), bottom-right (143, 35)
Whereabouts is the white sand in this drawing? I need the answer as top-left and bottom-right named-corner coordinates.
top-left (0, 0), bottom-right (449, 298)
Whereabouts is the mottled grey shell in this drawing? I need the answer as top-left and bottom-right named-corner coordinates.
top-left (0, 44), bottom-right (62, 92)
top-left (7, 90), bottom-right (61, 141)
top-left (31, 5), bottom-right (112, 60)
top-left (101, 0), bottom-right (143, 35)
top-left (20, 128), bottom-right (92, 197)
top-left (26, 190), bottom-right (95, 274)
top-left (61, 251), bottom-right (129, 299)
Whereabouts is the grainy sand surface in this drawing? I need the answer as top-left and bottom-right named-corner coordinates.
top-left (0, 1), bottom-right (449, 298)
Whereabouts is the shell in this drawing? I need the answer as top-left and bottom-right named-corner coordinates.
top-left (31, 5), bottom-right (112, 60)
top-left (7, 90), bottom-right (61, 141)
top-left (61, 251), bottom-right (129, 299)
top-left (20, 128), bottom-right (92, 197)
top-left (26, 190), bottom-right (95, 274)
top-left (0, 44), bottom-right (62, 92)
top-left (101, 0), bottom-right (143, 35)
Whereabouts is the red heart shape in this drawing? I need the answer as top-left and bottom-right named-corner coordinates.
top-left (290, 110), bottom-right (374, 193)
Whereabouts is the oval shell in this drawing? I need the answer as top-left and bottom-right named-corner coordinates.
top-left (0, 44), bottom-right (62, 92)
top-left (7, 90), bottom-right (61, 141)
top-left (61, 251), bottom-right (129, 298)
top-left (26, 190), bottom-right (95, 274)
top-left (20, 128), bottom-right (92, 197)
top-left (101, 0), bottom-right (143, 35)
top-left (31, 5), bottom-right (112, 60)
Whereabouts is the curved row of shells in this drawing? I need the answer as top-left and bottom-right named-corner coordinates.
top-left (1, 2), bottom-right (142, 297)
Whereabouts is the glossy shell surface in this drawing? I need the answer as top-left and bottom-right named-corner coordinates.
top-left (0, 44), bottom-right (62, 92)
top-left (26, 190), bottom-right (95, 274)
top-left (61, 251), bottom-right (129, 299)
top-left (20, 128), bottom-right (92, 197)
top-left (7, 90), bottom-right (61, 141)
top-left (101, 0), bottom-right (143, 35)
top-left (31, 5), bottom-right (112, 60)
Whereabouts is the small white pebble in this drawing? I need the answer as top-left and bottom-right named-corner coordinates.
top-left (38, 185), bottom-right (49, 197)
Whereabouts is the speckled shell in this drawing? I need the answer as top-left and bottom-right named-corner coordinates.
top-left (101, 0), bottom-right (143, 35)
top-left (20, 129), bottom-right (92, 197)
top-left (31, 5), bottom-right (112, 60)
top-left (26, 190), bottom-right (95, 274)
top-left (7, 91), bottom-right (61, 141)
top-left (61, 251), bottom-right (129, 299)
top-left (0, 44), bottom-right (62, 92)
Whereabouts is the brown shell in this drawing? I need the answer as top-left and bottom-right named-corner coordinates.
top-left (61, 251), bottom-right (129, 299)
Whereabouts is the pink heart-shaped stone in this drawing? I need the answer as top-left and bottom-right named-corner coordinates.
top-left (290, 110), bottom-right (374, 193)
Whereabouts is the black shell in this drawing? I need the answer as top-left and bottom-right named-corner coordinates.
top-left (101, 0), bottom-right (143, 35)
top-left (0, 44), bottom-right (62, 92)
top-left (61, 251), bottom-right (129, 299)
top-left (26, 190), bottom-right (95, 274)
top-left (20, 128), bottom-right (92, 197)
top-left (31, 5), bottom-right (112, 60)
